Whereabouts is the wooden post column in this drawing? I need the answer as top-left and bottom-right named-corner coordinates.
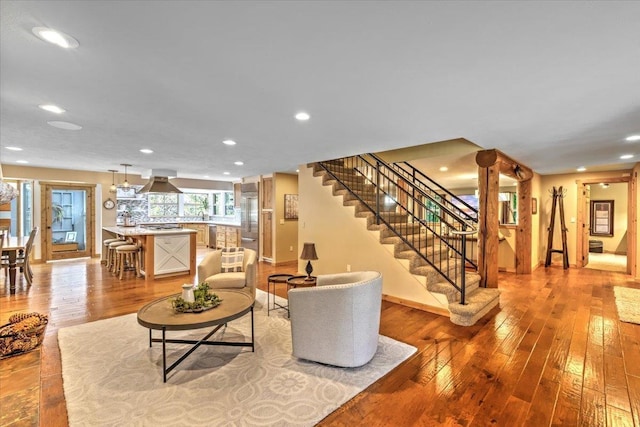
top-left (516, 179), bottom-right (532, 274)
top-left (476, 149), bottom-right (534, 287)
top-left (477, 163), bottom-right (500, 288)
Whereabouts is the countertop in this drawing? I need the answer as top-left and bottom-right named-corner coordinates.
top-left (103, 226), bottom-right (198, 236)
top-left (136, 221), bottom-right (241, 227)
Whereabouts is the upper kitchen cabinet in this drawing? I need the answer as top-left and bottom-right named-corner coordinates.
top-left (116, 185), bottom-right (144, 200)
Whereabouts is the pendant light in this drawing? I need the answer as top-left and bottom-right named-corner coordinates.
top-left (120, 163), bottom-right (131, 188)
top-left (108, 169), bottom-right (118, 193)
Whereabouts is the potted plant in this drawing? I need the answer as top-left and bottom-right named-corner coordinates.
top-left (200, 197), bottom-right (209, 220)
top-left (52, 204), bottom-right (64, 224)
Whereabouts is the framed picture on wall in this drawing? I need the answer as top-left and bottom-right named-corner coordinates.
top-left (590, 200), bottom-right (614, 236)
top-left (284, 194), bottom-right (299, 220)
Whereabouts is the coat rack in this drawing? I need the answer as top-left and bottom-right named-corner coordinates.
top-left (545, 186), bottom-right (569, 269)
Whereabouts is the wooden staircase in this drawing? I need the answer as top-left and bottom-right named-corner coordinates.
top-left (313, 161), bottom-right (500, 326)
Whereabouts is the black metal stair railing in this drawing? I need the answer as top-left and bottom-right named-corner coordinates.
top-left (390, 159), bottom-right (479, 223)
top-left (317, 154), bottom-right (477, 305)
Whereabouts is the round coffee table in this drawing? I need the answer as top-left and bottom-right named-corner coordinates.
top-left (137, 289), bottom-right (255, 382)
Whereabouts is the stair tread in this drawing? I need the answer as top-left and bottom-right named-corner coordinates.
top-left (447, 288), bottom-right (500, 314)
top-left (315, 160), bottom-right (496, 326)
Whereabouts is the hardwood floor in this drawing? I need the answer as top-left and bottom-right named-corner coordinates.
top-left (1, 251), bottom-right (639, 426)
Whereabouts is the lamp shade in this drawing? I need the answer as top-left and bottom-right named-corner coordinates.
top-left (300, 243), bottom-right (318, 260)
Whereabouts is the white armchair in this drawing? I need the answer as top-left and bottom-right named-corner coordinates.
top-left (197, 248), bottom-right (257, 298)
top-left (288, 271), bottom-right (383, 368)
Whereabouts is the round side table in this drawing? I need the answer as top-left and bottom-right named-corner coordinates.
top-left (267, 274), bottom-right (294, 316)
top-left (287, 275), bottom-right (317, 289)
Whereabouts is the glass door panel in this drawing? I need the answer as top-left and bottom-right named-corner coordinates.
top-left (43, 184), bottom-right (94, 261)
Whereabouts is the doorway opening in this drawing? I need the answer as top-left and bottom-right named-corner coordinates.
top-left (577, 178), bottom-right (635, 275)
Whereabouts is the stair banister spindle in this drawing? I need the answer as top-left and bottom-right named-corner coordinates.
top-left (375, 159), bottom-right (381, 225)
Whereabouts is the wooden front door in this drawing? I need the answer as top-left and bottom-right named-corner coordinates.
top-left (41, 183), bottom-right (96, 261)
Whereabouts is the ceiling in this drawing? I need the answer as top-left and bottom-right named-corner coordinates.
top-left (1, 1), bottom-right (639, 183)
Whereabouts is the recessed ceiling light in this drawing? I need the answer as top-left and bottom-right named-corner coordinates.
top-left (296, 169), bottom-right (300, 173)
top-left (203, 175), bottom-right (210, 178)
top-left (5, 146), bottom-right (23, 151)
top-left (140, 149), bottom-right (154, 154)
top-left (576, 166), bottom-right (587, 172)
top-left (47, 121), bottom-right (82, 130)
top-left (439, 166), bottom-right (448, 172)
top-left (32, 27), bottom-right (79, 49)
top-left (234, 161), bottom-right (244, 166)
top-left (223, 172), bottom-right (230, 175)
top-left (295, 112), bottom-right (310, 121)
top-left (16, 160), bottom-right (29, 164)
top-left (38, 104), bottom-right (66, 114)
top-left (222, 139), bottom-right (236, 146)
top-left (625, 135), bottom-right (640, 142)
top-left (620, 154), bottom-right (634, 160)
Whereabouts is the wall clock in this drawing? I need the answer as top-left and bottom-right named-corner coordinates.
top-left (103, 198), bottom-right (116, 210)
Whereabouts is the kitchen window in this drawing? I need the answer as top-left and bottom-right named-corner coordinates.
top-left (148, 194), bottom-right (179, 217)
top-left (182, 193), bottom-right (210, 216)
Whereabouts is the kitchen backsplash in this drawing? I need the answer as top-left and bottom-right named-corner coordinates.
top-left (116, 198), bottom-right (240, 224)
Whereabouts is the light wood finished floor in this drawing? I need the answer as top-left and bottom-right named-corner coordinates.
top-left (1, 250), bottom-right (639, 427)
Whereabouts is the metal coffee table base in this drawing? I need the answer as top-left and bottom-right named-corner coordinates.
top-left (148, 307), bottom-right (255, 382)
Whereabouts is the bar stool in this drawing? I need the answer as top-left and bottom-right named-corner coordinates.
top-left (103, 238), bottom-right (121, 266)
top-left (115, 243), bottom-right (141, 279)
top-left (108, 240), bottom-right (130, 272)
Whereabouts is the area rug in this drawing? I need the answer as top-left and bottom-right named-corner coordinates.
top-left (58, 290), bottom-right (416, 426)
top-left (614, 286), bottom-right (640, 325)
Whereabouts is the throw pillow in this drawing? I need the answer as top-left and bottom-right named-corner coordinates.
top-left (221, 247), bottom-right (245, 272)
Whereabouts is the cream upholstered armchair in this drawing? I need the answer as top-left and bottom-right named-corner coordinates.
top-left (288, 271), bottom-right (383, 368)
top-left (197, 248), bottom-right (257, 298)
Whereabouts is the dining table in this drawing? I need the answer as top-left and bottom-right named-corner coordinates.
top-left (1, 233), bottom-right (27, 291)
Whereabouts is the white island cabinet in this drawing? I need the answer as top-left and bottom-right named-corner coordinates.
top-left (103, 226), bottom-right (197, 281)
top-left (154, 234), bottom-right (191, 275)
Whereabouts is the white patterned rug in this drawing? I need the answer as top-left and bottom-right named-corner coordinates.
top-left (58, 290), bottom-right (416, 426)
top-left (614, 286), bottom-right (640, 325)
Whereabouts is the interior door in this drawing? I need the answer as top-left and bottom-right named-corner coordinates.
top-left (582, 184), bottom-right (591, 266)
top-left (42, 183), bottom-right (95, 261)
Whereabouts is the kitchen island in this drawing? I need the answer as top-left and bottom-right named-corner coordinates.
top-left (103, 226), bottom-right (197, 281)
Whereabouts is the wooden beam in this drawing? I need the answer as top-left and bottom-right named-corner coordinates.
top-left (476, 149), bottom-right (534, 181)
top-left (477, 163), bottom-right (500, 288)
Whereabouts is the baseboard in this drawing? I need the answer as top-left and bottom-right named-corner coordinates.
top-left (382, 294), bottom-right (450, 317)
top-left (272, 260), bottom-right (297, 268)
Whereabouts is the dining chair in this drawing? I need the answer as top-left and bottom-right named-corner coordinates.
top-left (3, 227), bottom-right (39, 286)
top-left (19, 227), bottom-right (39, 285)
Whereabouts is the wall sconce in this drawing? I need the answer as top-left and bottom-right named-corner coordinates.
top-left (300, 242), bottom-right (318, 281)
top-left (108, 169), bottom-right (118, 193)
top-left (120, 163), bottom-right (131, 188)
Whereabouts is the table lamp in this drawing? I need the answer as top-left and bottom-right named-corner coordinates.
top-left (300, 242), bottom-right (318, 281)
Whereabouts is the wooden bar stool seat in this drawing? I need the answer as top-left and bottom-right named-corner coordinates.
top-left (103, 238), bottom-right (121, 265)
top-left (108, 240), bottom-right (130, 272)
top-left (115, 244), bottom-right (141, 279)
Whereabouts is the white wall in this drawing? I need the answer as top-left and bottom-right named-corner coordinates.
top-left (298, 165), bottom-right (448, 312)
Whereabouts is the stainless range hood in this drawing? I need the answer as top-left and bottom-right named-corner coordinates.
top-left (138, 169), bottom-right (183, 193)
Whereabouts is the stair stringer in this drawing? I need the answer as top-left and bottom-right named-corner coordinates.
top-left (298, 165), bottom-right (450, 314)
